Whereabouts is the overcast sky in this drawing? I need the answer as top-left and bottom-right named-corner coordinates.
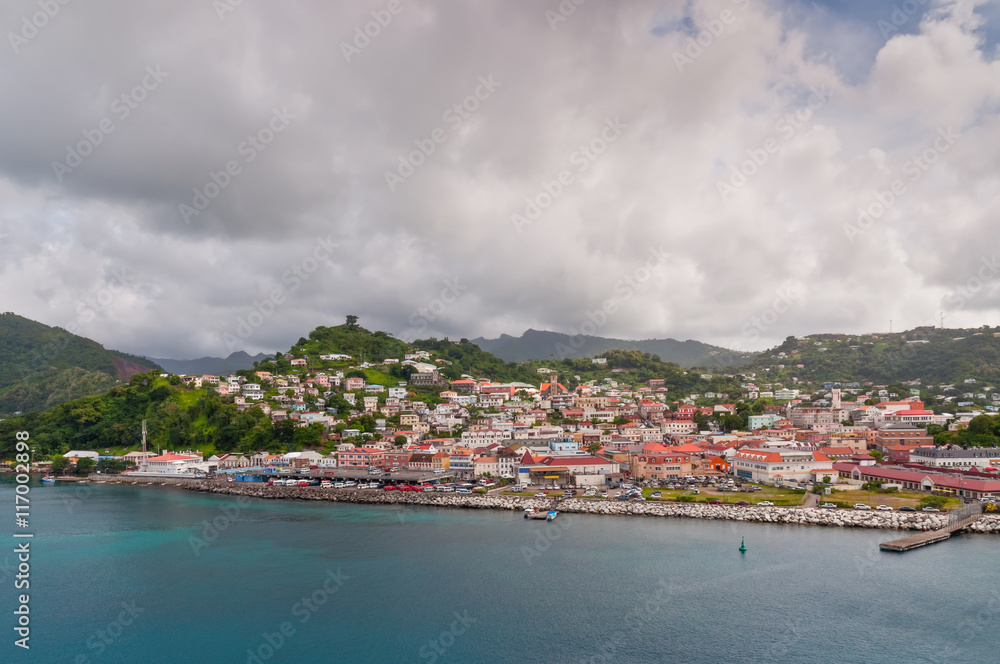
top-left (2, 0), bottom-right (999, 359)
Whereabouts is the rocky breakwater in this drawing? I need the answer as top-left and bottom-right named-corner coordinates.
top-left (561, 499), bottom-right (1000, 533)
top-left (96, 478), bottom-right (1000, 533)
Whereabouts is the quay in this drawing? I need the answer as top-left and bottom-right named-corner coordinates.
top-left (880, 503), bottom-right (984, 552)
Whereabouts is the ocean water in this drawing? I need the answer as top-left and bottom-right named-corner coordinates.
top-left (1, 477), bottom-right (997, 664)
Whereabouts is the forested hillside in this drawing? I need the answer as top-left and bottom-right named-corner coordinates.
top-left (0, 313), bottom-right (160, 414)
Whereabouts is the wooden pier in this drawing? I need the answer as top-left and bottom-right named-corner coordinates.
top-left (880, 504), bottom-right (983, 552)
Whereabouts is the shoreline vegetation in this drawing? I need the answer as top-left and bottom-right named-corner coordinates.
top-left (90, 475), bottom-right (1000, 534)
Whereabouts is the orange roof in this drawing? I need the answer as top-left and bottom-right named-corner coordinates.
top-left (735, 450), bottom-right (784, 463)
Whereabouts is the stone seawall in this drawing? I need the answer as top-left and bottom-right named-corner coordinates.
top-left (92, 476), bottom-right (1000, 534)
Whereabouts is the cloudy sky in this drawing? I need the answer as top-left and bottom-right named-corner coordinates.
top-left (2, 0), bottom-right (999, 359)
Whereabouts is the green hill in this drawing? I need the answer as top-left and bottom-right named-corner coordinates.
top-left (0, 371), bottom-right (322, 459)
top-left (0, 313), bottom-right (161, 415)
top-left (744, 326), bottom-right (1000, 385)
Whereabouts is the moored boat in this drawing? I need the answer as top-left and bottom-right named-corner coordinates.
top-left (524, 507), bottom-right (558, 521)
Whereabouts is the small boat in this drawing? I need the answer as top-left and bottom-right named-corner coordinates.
top-left (524, 508), bottom-right (558, 521)
top-left (41, 476), bottom-right (56, 483)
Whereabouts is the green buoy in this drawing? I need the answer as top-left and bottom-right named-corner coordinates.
top-left (739, 537), bottom-right (746, 554)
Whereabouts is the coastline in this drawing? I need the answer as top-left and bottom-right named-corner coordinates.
top-left (90, 475), bottom-right (1000, 534)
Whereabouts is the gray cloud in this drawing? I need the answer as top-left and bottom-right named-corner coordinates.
top-left (1, 0), bottom-right (999, 359)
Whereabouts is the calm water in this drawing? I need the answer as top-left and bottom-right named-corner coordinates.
top-left (1, 477), bottom-right (997, 664)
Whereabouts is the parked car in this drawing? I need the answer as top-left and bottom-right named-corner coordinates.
top-left (707, 499), bottom-right (722, 504)
top-left (734, 500), bottom-right (749, 506)
top-left (898, 506), bottom-right (916, 512)
top-left (383, 484), bottom-right (397, 491)
top-left (922, 507), bottom-right (941, 512)
top-left (758, 501), bottom-right (774, 506)
top-left (876, 505), bottom-right (893, 511)
top-left (854, 503), bottom-right (871, 510)
top-left (650, 491), bottom-right (662, 498)
top-left (320, 481), bottom-right (332, 488)
top-left (820, 503), bottom-right (837, 509)
top-left (535, 492), bottom-right (548, 497)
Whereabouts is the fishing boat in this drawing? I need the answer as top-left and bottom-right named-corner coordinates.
top-left (524, 507), bottom-right (558, 521)
top-left (41, 476), bottom-right (56, 483)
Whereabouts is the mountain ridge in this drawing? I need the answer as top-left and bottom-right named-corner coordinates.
top-left (145, 351), bottom-right (272, 376)
top-left (470, 328), bottom-right (754, 368)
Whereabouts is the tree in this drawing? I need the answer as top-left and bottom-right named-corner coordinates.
top-left (925, 424), bottom-right (945, 437)
top-left (587, 442), bottom-right (602, 454)
top-left (76, 457), bottom-right (96, 475)
top-left (274, 419), bottom-right (296, 450)
top-left (868, 450), bottom-right (884, 462)
top-left (96, 459), bottom-right (128, 473)
top-left (346, 315), bottom-right (359, 329)
top-left (394, 436), bottom-right (407, 447)
top-left (50, 454), bottom-right (69, 475)
top-left (966, 415), bottom-right (996, 436)
top-left (822, 475), bottom-right (832, 484)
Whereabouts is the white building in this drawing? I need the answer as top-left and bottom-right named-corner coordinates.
top-left (242, 383), bottom-right (263, 400)
top-left (461, 429), bottom-right (513, 444)
top-left (910, 446), bottom-right (1000, 470)
top-left (733, 448), bottom-right (835, 484)
top-left (133, 453), bottom-right (207, 477)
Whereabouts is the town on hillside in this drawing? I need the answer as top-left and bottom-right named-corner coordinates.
top-left (28, 335), bottom-right (1000, 510)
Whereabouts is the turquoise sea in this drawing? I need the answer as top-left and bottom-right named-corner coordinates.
top-left (1, 478), bottom-right (997, 663)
